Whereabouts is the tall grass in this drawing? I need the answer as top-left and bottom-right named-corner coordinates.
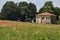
top-left (0, 23), bottom-right (60, 40)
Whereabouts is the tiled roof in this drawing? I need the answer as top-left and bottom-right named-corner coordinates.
top-left (36, 12), bottom-right (56, 16)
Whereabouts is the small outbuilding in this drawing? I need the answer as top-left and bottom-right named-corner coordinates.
top-left (36, 12), bottom-right (56, 24)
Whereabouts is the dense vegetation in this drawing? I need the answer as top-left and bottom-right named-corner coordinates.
top-left (0, 1), bottom-right (60, 22)
top-left (38, 1), bottom-right (60, 20)
top-left (0, 20), bottom-right (60, 40)
top-left (1, 1), bottom-right (37, 22)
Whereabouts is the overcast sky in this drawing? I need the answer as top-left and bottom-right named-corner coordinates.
top-left (0, 0), bottom-right (60, 12)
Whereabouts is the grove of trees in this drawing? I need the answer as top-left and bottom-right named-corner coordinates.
top-left (0, 1), bottom-right (60, 22)
top-left (1, 1), bottom-right (37, 22)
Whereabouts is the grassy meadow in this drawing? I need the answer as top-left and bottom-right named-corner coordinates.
top-left (0, 20), bottom-right (60, 40)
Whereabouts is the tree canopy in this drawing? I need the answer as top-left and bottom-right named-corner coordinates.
top-left (1, 1), bottom-right (18, 20)
top-left (1, 1), bottom-right (37, 22)
top-left (39, 1), bottom-right (54, 13)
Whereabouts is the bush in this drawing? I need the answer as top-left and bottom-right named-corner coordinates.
top-left (25, 18), bottom-right (32, 22)
top-left (57, 20), bottom-right (60, 24)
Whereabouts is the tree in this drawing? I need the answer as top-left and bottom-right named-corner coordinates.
top-left (0, 12), bottom-right (3, 19)
top-left (1, 1), bottom-right (18, 20)
top-left (39, 1), bottom-right (54, 13)
top-left (54, 7), bottom-right (60, 20)
top-left (27, 3), bottom-right (37, 21)
top-left (18, 2), bottom-right (37, 22)
top-left (18, 2), bottom-right (28, 21)
top-left (54, 7), bottom-right (60, 15)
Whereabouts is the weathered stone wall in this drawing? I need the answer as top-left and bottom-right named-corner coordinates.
top-left (41, 16), bottom-right (51, 24)
top-left (36, 16), bottom-right (56, 24)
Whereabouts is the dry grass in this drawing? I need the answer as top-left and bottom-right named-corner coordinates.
top-left (0, 20), bottom-right (59, 28)
top-left (0, 20), bottom-right (59, 29)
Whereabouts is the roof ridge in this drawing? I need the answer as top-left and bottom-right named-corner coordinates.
top-left (36, 12), bottom-right (56, 16)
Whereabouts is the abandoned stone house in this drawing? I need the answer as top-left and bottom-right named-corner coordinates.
top-left (36, 12), bottom-right (56, 24)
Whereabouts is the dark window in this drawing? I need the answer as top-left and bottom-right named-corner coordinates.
top-left (46, 17), bottom-right (50, 20)
top-left (42, 16), bottom-right (44, 19)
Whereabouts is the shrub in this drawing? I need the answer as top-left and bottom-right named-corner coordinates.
top-left (57, 20), bottom-right (60, 24)
top-left (25, 18), bottom-right (32, 22)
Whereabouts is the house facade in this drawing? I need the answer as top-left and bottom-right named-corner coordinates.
top-left (36, 12), bottom-right (56, 24)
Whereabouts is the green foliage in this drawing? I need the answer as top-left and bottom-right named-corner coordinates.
top-left (54, 7), bottom-right (60, 20)
top-left (39, 1), bottom-right (54, 13)
top-left (38, 1), bottom-right (60, 21)
top-left (1, 1), bottom-right (18, 20)
top-left (25, 18), bottom-right (31, 22)
top-left (57, 20), bottom-right (60, 24)
top-left (54, 7), bottom-right (60, 15)
top-left (18, 2), bottom-right (28, 21)
top-left (1, 1), bottom-right (37, 22)
top-left (0, 12), bottom-right (3, 19)
top-left (27, 3), bottom-right (37, 19)
top-left (19, 2), bottom-right (37, 22)
top-left (19, 2), bottom-right (28, 15)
